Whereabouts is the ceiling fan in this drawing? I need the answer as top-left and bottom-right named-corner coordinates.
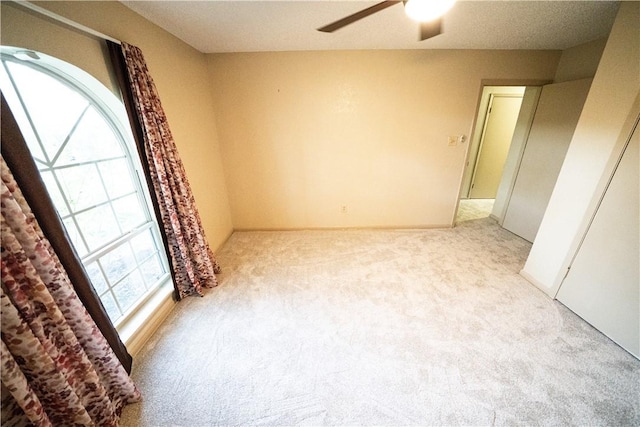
top-left (317, 0), bottom-right (456, 41)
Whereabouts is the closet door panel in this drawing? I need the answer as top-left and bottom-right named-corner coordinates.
top-left (557, 120), bottom-right (639, 357)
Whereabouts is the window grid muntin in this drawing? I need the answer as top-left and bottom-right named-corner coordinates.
top-left (3, 60), bottom-right (89, 166)
top-left (0, 51), bottom-right (171, 326)
top-left (49, 105), bottom-right (91, 166)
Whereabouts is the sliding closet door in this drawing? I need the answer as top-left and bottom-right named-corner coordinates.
top-left (502, 78), bottom-right (592, 242)
top-left (556, 117), bottom-right (639, 358)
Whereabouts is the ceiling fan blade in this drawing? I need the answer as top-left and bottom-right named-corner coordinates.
top-left (420, 18), bottom-right (443, 41)
top-left (318, 0), bottom-right (402, 33)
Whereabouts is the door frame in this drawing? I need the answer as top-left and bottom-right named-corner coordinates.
top-left (468, 93), bottom-right (524, 199)
top-left (452, 79), bottom-right (552, 226)
top-left (460, 86), bottom-right (525, 199)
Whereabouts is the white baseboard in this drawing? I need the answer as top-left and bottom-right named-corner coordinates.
top-left (519, 269), bottom-right (556, 298)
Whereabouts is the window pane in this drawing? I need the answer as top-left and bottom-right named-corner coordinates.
top-left (57, 106), bottom-right (124, 166)
top-left (113, 194), bottom-right (146, 233)
top-left (40, 171), bottom-right (69, 216)
top-left (99, 158), bottom-right (136, 199)
top-left (75, 204), bottom-right (120, 250)
top-left (85, 261), bottom-right (108, 295)
top-left (130, 230), bottom-right (157, 263)
top-left (101, 242), bottom-right (137, 285)
top-left (62, 217), bottom-right (88, 257)
top-left (0, 65), bottom-right (47, 162)
top-left (56, 164), bottom-right (108, 213)
top-left (99, 291), bottom-right (122, 323)
top-left (6, 61), bottom-right (89, 161)
top-left (112, 270), bottom-right (147, 313)
top-left (140, 255), bottom-right (165, 288)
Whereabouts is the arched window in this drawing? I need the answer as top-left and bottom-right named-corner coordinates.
top-left (0, 46), bottom-right (171, 328)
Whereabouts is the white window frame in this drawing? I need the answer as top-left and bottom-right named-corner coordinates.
top-left (0, 46), bottom-right (173, 333)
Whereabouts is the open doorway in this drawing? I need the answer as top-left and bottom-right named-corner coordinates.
top-left (457, 86), bottom-right (525, 224)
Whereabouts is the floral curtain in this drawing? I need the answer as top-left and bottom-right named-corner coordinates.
top-left (109, 41), bottom-right (220, 300)
top-left (1, 156), bottom-right (140, 425)
top-left (1, 95), bottom-right (133, 373)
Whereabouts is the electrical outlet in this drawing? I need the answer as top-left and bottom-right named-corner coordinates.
top-left (341, 205), bottom-right (348, 214)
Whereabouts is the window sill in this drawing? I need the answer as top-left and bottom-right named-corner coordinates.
top-left (117, 281), bottom-right (176, 356)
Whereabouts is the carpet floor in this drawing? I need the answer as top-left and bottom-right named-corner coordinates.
top-left (120, 218), bottom-right (640, 426)
top-left (456, 198), bottom-right (494, 223)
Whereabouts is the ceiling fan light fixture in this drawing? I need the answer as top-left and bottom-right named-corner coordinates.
top-left (404, 0), bottom-right (456, 22)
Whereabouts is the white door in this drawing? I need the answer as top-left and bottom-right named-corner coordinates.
top-left (556, 116), bottom-right (639, 358)
top-left (469, 94), bottom-right (523, 199)
top-left (502, 78), bottom-right (592, 242)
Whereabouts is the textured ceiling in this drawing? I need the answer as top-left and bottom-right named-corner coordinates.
top-left (121, 1), bottom-right (620, 53)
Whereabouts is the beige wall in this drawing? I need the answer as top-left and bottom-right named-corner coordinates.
top-left (554, 38), bottom-right (607, 83)
top-left (1, 3), bottom-right (117, 94)
top-left (208, 50), bottom-right (560, 230)
top-left (1, 1), bottom-right (233, 250)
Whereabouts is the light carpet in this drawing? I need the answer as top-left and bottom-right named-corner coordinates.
top-left (120, 218), bottom-right (640, 426)
top-left (456, 198), bottom-right (495, 223)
